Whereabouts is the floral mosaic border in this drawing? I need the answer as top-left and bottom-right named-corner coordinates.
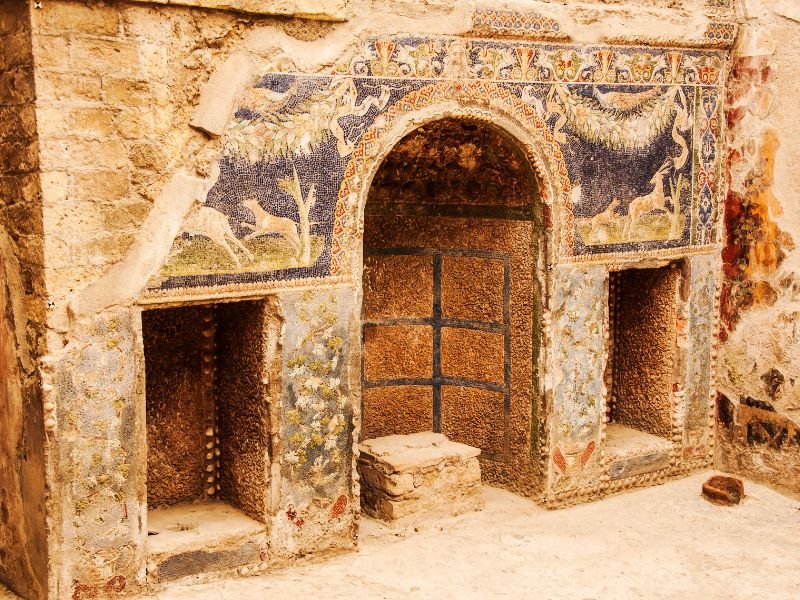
top-left (331, 37), bottom-right (728, 86)
top-left (692, 87), bottom-right (723, 245)
top-left (463, 8), bottom-right (735, 49)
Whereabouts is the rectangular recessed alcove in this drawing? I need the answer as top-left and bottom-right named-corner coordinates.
top-left (142, 300), bottom-right (271, 581)
top-left (605, 266), bottom-right (680, 480)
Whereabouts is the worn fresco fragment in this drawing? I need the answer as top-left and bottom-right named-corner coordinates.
top-left (549, 265), bottom-right (606, 492)
top-left (721, 128), bottom-right (793, 337)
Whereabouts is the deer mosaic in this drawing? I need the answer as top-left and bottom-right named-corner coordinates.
top-left (242, 198), bottom-right (302, 253)
top-left (623, 159), bottom-right (673, 240)
top-left (181, 200), bottom-right (254, 269)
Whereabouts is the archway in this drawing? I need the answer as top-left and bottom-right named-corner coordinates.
top-left (360, 117), bottom-right (543, 493)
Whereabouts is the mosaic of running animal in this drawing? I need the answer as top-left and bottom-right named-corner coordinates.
top-left (147, 37), bottom-right (725, 296)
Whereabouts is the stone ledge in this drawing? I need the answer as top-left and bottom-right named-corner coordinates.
top-left (123, 0), bottom-right (349, 20)
top-left (359, 431), bottom-right (481, 473)
top-left (358, 432), bottom-right (483, 522)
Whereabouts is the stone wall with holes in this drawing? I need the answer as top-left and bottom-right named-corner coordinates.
top-left (716, 0), bottom-right (800, 497)
top-left (0, 0), bottom-right (752, 597)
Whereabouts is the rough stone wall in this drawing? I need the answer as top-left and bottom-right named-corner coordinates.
top-left (0, 249), bottom-right (47, 599)
top-left (0, 1), bottom-right (48, 597)
top-left (142, 306), bottom-right (208, 508)
top-left (368, 118), bottom-right (537, 209)
top-left (717, 0), bottom-right (800, 495)
top-left (612, 266), bottom-right (680, 439)
top-left (126, 0), bottom-right (349, 20)
top-left (216, 300), bottom-right (272, 523)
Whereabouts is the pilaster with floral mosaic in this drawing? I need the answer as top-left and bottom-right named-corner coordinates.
top-left (282, 292), bottom-right (352, 496)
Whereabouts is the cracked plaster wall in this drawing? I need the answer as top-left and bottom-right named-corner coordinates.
top-left (716, 0), bottom-right (800, 496)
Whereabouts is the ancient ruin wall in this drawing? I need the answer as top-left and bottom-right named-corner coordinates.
top-left (0, 1), bottom-right (48, 597)
top-left (16, 0), bottom-right (737, 594)
top-left (143, 299), bottom-right (275, 543)
top-left (716, 0), bottom-right (800, 496)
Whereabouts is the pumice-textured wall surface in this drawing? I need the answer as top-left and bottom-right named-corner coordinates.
top-left (361, 117), bottom-right (540, 494)
top-left (6, 0), bottom-right (799, 597)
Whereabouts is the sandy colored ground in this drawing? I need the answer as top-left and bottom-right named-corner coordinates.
top-left (154, 471), bottom-right (799, 600)
top-left (1, 472), bottom-right (795, 599)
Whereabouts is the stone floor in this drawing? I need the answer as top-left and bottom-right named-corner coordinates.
top-left (153, 471), bottom-right (800, 600)
top-left (1, 472), bottom-right (796, 599)
top-left (147, 501), bottom-right (263, 556)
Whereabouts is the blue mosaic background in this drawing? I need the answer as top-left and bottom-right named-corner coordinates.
top-left (147, 37), bottom-right (726, 295)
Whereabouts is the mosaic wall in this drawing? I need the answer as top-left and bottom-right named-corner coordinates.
top-left (548, 265), bottom-right (607, 496)
top-left (685, 254), bottom-right (717, 448)
top-left (145, 36), bottom-right (726, 299)
top-left (271, 288), bottom-right (356, 555)
top-left (52, 311), bottom-right (146, 597)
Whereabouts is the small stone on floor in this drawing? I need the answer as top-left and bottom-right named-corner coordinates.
top-left (702, 474), bottom-right (744, 506)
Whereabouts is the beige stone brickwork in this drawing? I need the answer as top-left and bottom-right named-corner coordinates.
top-left (28, 0), bottom-right (250, 313)
top-left (358, 432), bottom-right (484, 522)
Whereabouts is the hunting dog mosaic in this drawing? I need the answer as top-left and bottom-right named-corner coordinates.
top-left (146, 36), bottom-right (726, 297)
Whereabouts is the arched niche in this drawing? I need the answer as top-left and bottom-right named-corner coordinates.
top-left (359, 117), bottom-right (546, 495)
